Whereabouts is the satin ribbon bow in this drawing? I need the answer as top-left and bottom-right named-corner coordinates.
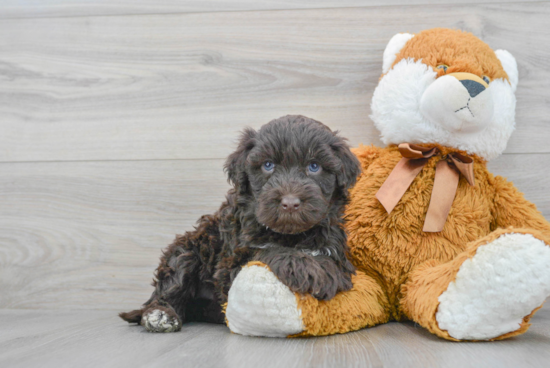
top-left (375, 143), bottom-right (475, 232)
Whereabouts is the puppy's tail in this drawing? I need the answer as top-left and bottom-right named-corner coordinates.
top-left (119, 309), bottom-right (143, 324)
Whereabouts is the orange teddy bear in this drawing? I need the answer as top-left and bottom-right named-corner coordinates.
top-left (224, 28), bottom-right (550, 341)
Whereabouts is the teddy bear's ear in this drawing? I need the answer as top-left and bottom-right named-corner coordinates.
top-left (495, 49), bottom-right (518, 92)
top-left (382, 33), bottom-right (414, 74)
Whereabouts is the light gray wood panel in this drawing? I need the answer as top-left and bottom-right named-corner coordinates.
top-left (0, 153), bottom-right (548, 311)
top-left (0, 159), bottom-right (230, 310)
top-left (0, 2), bottom-right (549, 163)
top-left (0, 306), bottom-right (549, 368)
top-left (0, 0), bottom-right (536, 19)
top-left (488, 153), bottom-right (550, 215)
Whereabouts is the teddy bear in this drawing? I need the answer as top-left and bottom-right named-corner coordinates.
top-left (223, 28), bottom-right (550, 341)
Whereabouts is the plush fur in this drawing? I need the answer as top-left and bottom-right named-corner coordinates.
top-left (382, 32), bottom-right (415, 74)
top-left (436, 232), bottom-right (550, 340)
top-left (226, 262), bottom-right (304, 337)
top-left (225, 28), bottom-right (550, 341)
top-left (119, 115), bottom-right (361, 332)
top-left (372, 28), bottom-right (517, 161)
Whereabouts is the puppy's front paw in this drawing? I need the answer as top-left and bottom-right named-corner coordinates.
top-left (141, 309), bottom-right (181, 333)
top-left (272, 255), bottom-right (339, 300)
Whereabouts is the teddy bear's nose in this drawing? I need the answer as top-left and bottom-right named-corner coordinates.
top-left (460, 79), bottom-right (486, 98)
top-left (446, 72), bottom-right (488, 99)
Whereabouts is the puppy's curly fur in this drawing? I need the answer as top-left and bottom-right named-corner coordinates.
top-left (120, 115), bottom-right (361, 331)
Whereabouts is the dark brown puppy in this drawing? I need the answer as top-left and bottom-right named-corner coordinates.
top-left (120, 115), bottom-right (361, 332)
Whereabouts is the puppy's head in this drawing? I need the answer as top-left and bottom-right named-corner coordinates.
top-left (225, 115), bottom-right (360, 235)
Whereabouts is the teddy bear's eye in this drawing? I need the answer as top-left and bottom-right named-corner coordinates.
top-left (436, 64), bottom-right (448, 73)
top-left (482, 76), bottom-right (491, 84)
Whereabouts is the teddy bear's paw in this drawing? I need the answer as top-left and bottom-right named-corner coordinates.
top-left (436, 233), bottom-right (550, 340)
top-left (141, 309), bottom-right (181, 333)
top-left (226, 264), bottom-right (304, 337)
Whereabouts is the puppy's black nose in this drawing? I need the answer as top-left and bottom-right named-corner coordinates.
top-left (460, 79), bottom-right (486, 98)
top-left (281, 195), bottom-right (300, 212)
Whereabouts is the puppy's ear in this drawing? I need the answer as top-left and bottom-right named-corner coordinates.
top-left (224, 128), bottom-right (257, 192)
top-left (331, 137), bottom-right (361, 191)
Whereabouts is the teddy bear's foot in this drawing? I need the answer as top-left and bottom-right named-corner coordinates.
top-left (226, 262), bottom-right (305, 337)
top-left (436, 232), bottom-right (550, 340)
top-left (141, 308), bottom-right (182, 333)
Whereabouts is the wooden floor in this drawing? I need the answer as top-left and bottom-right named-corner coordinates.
top-left (1, 304), bottom-right (550, 368)
top-left (1, 0), bottom-right (550, 366)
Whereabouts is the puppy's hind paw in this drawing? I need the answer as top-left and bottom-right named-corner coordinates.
top-left (141, 309), bottom-right (181, 333)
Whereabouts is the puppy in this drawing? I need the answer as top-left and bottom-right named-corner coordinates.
top-left (120, 115), bottom-right (361, 332)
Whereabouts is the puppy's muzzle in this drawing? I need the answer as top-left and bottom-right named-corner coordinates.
top-left (256, 180), bottom-right (328, 234)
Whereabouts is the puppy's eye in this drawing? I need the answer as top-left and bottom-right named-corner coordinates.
top-left (482, 75), bottom-right (491, 84)
top-left (307, 162), bottom-right (321, 173)
top-left (262, 161), bottom-right (275, 172)
top-left (436, 64), bottom-right (448, 73)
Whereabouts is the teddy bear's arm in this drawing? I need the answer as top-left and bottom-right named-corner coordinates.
top-left (225, 262), bottom-right (390, 337)
top-left (492, 175), bottom-right (550, 243)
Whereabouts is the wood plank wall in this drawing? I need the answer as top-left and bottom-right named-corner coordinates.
top-left (1, 1), bottom-right (549, 311)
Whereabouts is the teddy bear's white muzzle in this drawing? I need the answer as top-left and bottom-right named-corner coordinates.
top-left (420, 74), bottom-right (494, 133)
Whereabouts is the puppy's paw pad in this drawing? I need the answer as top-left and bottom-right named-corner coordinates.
top-left (142, 309), bottom-right (181, 333)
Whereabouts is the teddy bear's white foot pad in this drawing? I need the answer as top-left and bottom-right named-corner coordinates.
top-left (436, 233), bottom-right (550, 340)
top-left (226, 265), bottom-right (304, 337)
top-left (142, 309), bottom-right (180, 333)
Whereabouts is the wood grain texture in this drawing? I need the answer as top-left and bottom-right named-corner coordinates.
top-left (0, 2), bottom-right (549, 163)
top-left (0, 153), bottom-right (548, 311)
top-left (0, 159), bottom-right (230, 310)
top-left (0, 0), bottom-right (536, 19)
top-left (487, 153), bottom-right (550, 215)
top-left (0, 306), bottom-right (549, 368)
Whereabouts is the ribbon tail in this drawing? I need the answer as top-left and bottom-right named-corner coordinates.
top-left (376, 157), bottom-right (427, 214)
top-left (449, 153), bottom-right (475, 187)
top-left (423, 160), bottom-right (460, 232)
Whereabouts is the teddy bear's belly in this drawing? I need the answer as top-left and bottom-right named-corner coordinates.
top-left (345, 156), bottom-right (494, 313)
